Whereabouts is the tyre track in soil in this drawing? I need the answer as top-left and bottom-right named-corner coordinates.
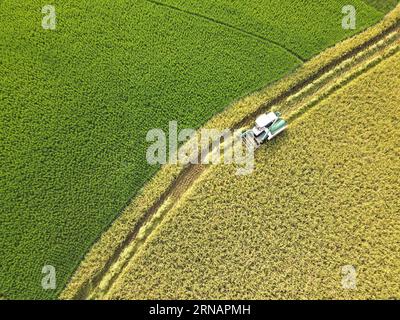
top-left (77, 19), bottom-right (399, 299)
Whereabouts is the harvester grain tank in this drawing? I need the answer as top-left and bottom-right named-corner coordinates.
top-left (242, 111), bottom-right (287, 149)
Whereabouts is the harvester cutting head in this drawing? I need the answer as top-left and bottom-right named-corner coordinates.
top-left (241, 111), bottom-right (287, 149)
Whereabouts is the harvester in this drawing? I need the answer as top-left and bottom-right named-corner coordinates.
top-left (241, 111), bottom-right (287, 149)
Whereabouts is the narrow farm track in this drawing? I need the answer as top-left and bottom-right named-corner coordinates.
top-left (85, 21), bottom-right (400, 300)
top-left (145, 0), bottom-right (306, 63)
top-left (89, 164), bottom-right (207, 299)
top-left (283, 31), bottom-right (400, 123)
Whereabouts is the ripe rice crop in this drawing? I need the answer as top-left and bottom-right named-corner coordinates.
top-left (1, 0), bottom-right (303, 300)
top-left (0, 0), bottom-right (394, 299)
top-left (61, 5), bottom-right (400, 300)
top-left (105, 52), bottom-right (400, 300)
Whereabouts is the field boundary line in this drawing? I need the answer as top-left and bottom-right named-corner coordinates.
top-left (281, 30), bottom-right (400, 114)
top-left (98, 36), bottom-right (400, 299)
top-left (234, 22), bottom-right (400, 129)
top-left (107, 52), bottom-right (400, 300)
top-left (60, 6), bottom-right (400, 300)
top-left (91, 165), bottom-right (206, 299)
top-left (145, 0), bottom-right (306, 63)
top-left (286, 39), bottom-right (399, 124)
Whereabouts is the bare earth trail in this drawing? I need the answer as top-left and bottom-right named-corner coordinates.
top-left (84, 20), bottom-right (400, 299)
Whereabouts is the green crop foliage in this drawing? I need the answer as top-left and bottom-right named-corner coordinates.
top-left (152, 0), bottom-right (385, 59)
top-left (107, 52), bottom-right (400, 299)
top-left (0, 0), bottom-right (391, 299)
top-left (363, 0), bottom-right (399, 13)
top-left (61, 6), bottom-right (400, 299)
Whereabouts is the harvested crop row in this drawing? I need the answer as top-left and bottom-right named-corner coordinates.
top-left (60, 5), bottom-right (400, 300)
top-left (106, 51), bottom-right (400, 300)
top-left (283, 29), bottom-right (400, 114)
top-left (284, 33), bottom-right (400, 122)
top-left (91, 27), bottom-right (400, 300)
top-left (9, 0), bottom-right (382, 300)
top-left (1, 0), bottom-right (301, 300)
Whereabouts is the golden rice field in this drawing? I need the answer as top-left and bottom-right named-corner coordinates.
top-left (61, 7), bottom-right (400, 299)
top-left (5, 0), bottom-right (392, 300)
top-left (105, 51), bottom-right (400, 300)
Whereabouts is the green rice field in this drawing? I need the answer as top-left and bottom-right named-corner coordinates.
top-left (0, 0), bottom-right (393, 299)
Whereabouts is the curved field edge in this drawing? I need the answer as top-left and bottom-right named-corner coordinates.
top-left (60, 6), bottom-right (400, 300)
top-left (148, 0), bottom-right (385, 59)
top-left (2, 0), bottom-right (371, 300)
top-left (107, 51), bottom-right (400, 300)
top-left (94, 26), bottom-right (400, 299)
top-left (1, 0), bottom-right (303, 300)
top-left (145, 0), bottom-right (305, 62)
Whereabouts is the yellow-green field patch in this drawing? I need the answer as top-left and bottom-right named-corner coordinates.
top-left (106, 52), bottom-right (400, 300)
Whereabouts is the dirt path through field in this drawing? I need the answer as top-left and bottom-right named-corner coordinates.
top-left (86, 22), bottom-right (399, 299)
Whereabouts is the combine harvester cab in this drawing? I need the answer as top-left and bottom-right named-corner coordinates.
top-left (242, 111), bottom-right (287, 149)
